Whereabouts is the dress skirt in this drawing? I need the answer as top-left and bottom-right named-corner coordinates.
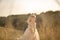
top-left (17, 23), bottom-right (40, 40)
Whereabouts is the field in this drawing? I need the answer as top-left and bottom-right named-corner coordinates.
top-left (0, 11), bottom-right (60, 40)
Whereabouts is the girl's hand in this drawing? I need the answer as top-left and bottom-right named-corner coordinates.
top-left (29, 27), bottom-right (35, 34)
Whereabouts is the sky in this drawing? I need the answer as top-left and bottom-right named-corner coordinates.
top-left (0, 0), bottom-right (60, 16)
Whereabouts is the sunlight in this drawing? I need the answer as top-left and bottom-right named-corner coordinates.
top-left (23, 2), bottom-right (40, 13)
top-left (0, 0), bottom-right (60, 16)
top-left (13, 0), bottom-right (60, 14)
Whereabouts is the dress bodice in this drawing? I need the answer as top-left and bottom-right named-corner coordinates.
top-left (28, 23), bottom-right (36, 28)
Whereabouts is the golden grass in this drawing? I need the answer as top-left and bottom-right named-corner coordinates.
top-left (0, 27), bottom-right (24, 40)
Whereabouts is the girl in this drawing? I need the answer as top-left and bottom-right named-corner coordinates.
top-left (18, 14), bottom-right (40, 40)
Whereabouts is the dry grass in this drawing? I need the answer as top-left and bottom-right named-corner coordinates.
top-left (0, 27), bottom-right (24, 40)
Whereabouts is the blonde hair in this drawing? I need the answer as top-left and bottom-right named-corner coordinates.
top-left (27, 15), bottom-right (36, 24)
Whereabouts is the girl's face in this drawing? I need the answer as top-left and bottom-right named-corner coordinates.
top-left (30, 17), bottom-right (36, 23)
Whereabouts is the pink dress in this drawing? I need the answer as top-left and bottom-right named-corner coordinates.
top-left (18, 23), bottom-right (40, 40)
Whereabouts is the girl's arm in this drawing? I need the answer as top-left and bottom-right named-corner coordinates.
top-left (29, 23), bottom-right (36, 34)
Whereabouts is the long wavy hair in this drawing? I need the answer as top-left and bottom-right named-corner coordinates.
top-left (27, 14), bottom-right (36, 24)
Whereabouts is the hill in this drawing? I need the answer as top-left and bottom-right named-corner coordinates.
top-left (0, 11), bottom-right (60, 40)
